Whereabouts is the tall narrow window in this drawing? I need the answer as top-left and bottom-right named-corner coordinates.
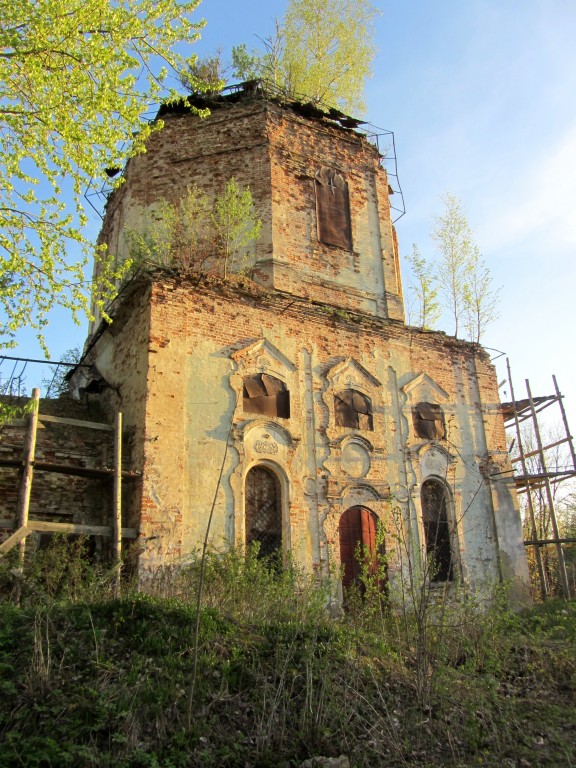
top-left (315, 166), bottom-right (352, 250)
top-left (421, 479), bottom-right (453, 582)
top-left (413, 402), bottom-right (445, 440)
top-left (243, 374), bottom-right (290, 418)
top-left (339, 506), bottom-right (383, 595)
top-left (245, 465), bottom-right (282, 559)
top-left (334, 389), bottom-right (373, 430)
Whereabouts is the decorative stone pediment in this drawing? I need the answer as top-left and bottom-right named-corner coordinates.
top-left (231, 339), bottom-right (296, 376)
top-left (325, 357), bottom-right (381, 393)
top-left (410, 443), bottom-right (456, 481)
top-left (401, 372), bottom-right (449, 405)
top-left (242, 419), bottom-right (294, 448)
top-left (239, 419), bottom-right (295, 469)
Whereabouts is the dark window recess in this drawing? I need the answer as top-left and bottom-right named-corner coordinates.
top-left (315, 166), bottom-right (352, 250)
top-left (245, 466), bottom-right (282, 559)
top-left (243, 374), bottom-right (290, 418)
top-left (413, 402), bottom-right (445, 440)
top-left (421, 480), bottom-right (453, 582)
top-left (334, 389), bottom-right (373, 430)
top-left (339, 506), bottom-right (385, 597)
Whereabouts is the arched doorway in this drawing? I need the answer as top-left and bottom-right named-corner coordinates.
top-left (421, 479), bottom-right (453, 582)
top-left (245, 465), bottom-right (282, 559)
top-left (338, 506), bottom-right (383, 594)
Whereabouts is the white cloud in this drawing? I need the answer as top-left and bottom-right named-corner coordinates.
top-left (476, 123), bottom-right (576, 256)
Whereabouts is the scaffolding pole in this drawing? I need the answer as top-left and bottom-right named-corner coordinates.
top-left (502, 360), bottom-right (576, 600)
top-left (16, 388), bottom-right (40, 567)
top-left (526, 379), bottom-right (570, 599)
top-left (506, 360), bottom-right (548, 600)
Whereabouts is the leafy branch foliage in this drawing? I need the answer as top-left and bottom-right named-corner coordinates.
top-left (126, 179), bottom-right (262, 279)
top-left (404, 243), bottom-right (441, 330)
top-left (0, 0), bottom-right (206, 350)
top-left (183, 0), bottom-right (379, 116)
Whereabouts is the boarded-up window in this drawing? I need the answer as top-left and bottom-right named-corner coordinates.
top-left (245, 466), bottom-right (282, 559)
top-left (413, 402), bottom-right (445, 440)
top-left (421, 479), bottom-right (453, 582)
top-left (339, 506), bottom-right (384, 595)
top-left (315, 166), bottom-right (352, 250)
top-left (334, 389), bottom-right (373, 430)
top-left (243, 374), bottom-right (290, 418)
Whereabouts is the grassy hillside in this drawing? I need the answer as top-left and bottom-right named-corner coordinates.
top-left (0, 541), bottom-right (575, 767)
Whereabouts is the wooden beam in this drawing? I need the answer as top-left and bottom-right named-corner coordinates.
top-left (113, 412), bottom-right (123, 570)
top-left (0, 458), bottom-right (141, 480)
top-left (0, 526), bottom-right (31, 555)
top-left (38, 413), bottom-right (113, 431)
top-left (0, 519), bottom-right (138, 539)
top-left (17, 388), bottom-right (40, 565)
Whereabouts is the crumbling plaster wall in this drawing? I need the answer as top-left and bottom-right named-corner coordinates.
top-left (75, 283), bottom-right (152, 531)
top-left (263, 104), bottom-right (404, 320)
top-left (112, 277), bottom-right (529, 598)
top-left (91, 99), bottom-right (404, 332)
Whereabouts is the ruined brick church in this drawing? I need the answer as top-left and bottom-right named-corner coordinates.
top-left (3, 85), bottom-right (531, 601)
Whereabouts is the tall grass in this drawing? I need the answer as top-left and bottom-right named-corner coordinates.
top-left (0, 535), bottom-right (575, 767)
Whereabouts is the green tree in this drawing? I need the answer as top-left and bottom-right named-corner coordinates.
top-left (431, 193), bottom-right (476, 339)
top-left (0, 0), bottom-right (205, 351)
top-left (181, 51), bottom-right (226, 95)
top-left (281, 0), bottom-right (378, 114)
top-left (231, 0), bottom-right (378, 115)
top-left (126, 185), bottom-right (213, 272)
top-left (126, 180), bottom-right (261, 279)
top-left (463, 246), bottom-right (501, 344)
top-left (212, 178), bottom-right (262, 278)
top-left (405, 243), bottom-right (441, 330)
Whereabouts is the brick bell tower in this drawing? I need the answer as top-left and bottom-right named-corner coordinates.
top-left (91, 87), bottom-right (404, 331)
top-left (78, 86), bottom-right (530, 604)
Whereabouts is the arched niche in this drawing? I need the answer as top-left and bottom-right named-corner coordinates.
top-left (421, 478), bottom-right (454, 582)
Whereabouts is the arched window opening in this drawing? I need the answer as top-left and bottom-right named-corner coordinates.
top-left (245, 465), bottom-right (282, 559)
top-left (413, 402), bottom-right (445, 440)
top-left (334, 389), bottom-right (373, 430)
top-left (243, 374), bottom-right (290, 418)
top-left (339, 506), bottom-right (384, 596)
top-left (421, 479), bottom-right (453, 582)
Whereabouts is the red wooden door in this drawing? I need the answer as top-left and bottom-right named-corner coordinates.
top-left (339, 506), bottom-right (378, 591)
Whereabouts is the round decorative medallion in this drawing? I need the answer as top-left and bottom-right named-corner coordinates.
top-left (341, 441), bottom-right (370, 478)
top-left (303, 476), bottom-right (317, 496)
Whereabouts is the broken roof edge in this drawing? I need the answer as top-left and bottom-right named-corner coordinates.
top-left (157, 79), bottom-right (369, 134)
top-left (84, 267), bottom-right (493, 359)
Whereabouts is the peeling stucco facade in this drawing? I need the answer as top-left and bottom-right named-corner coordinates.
top-left (69, 92), bottom-right (531, 601)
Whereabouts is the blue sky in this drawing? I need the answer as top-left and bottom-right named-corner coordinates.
top-left (6, 0), bottom-right (576, 431)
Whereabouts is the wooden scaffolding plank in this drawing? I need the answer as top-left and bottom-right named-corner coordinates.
top-left (38, 413), bottom-right (113, 431)
top-left (0, 519), bottom-right (137, 539)
top-left (0, 526), bottom-right (31, 555)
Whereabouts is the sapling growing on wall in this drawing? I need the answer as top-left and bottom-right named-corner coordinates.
top-left (229, 0), bottom-right (379, 115)
top-left (211, 178), bottom-right (262, 278)
top-left (126, 180), bottom-right (261, 279)
top-left (404, 244), bottom-right (441, 330)
top-left (403, 194), bottom-right (500, 343)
